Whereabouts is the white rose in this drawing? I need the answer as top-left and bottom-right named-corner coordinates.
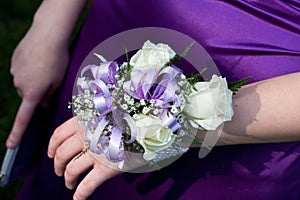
top-left (129, 40), bottom-right (176, 72)
top-left (184, 75), bottom-right (234, 130)
top-left (134, 114), bottom-right (176, 161)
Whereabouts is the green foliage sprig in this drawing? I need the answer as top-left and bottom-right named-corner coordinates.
top-left (228, 76), bottom-right (251, 94)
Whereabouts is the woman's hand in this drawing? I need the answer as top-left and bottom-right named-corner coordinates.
top-left (6, 23), bottom-right (69, 148)
top-left (6, 0), bottom-right (88, 149)
top-left (48, 117), bottom-right (120, 200)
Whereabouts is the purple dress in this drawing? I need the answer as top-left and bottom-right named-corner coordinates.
top-left (18, 1), bottom-right (300, 199)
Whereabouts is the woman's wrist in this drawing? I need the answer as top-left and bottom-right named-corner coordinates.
top-left (32, 0), bottom-right (88, 46)
top-left (218, 72), bottom-right (300, 146)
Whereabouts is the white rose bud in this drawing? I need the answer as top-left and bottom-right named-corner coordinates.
top-left (134, 114), bottom-right (176, 161)
top-left (184, 75), bottom-right (234, 130)
top-left (129, 40), bottom-right (176, 73)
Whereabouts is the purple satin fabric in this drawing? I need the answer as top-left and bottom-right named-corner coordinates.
top-left (18, 0), bottom-right (300, 199)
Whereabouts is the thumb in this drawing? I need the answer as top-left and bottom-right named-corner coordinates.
top-left (6, 99), bottom-right (38, 148)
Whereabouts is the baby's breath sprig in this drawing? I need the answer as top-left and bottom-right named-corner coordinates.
top-left (69, 89), bottom-right (100, 127)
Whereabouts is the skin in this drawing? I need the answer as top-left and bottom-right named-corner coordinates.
top-left (6, 0), bottom-right (300, 199)
top-left (221, 72), bottom-right (300, 145)
top-left (48, 118), bottom-right (119, 200)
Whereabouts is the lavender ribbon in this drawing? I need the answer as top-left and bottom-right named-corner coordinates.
top-left (89, 80), bottom-right (112, 114)
top-left (123, 68), bottom-right (157, 100)
top-left (123, 65), bottom-right (181, 108)
top-left (152, 65), bottom-right (182, 108)
top-left (123, 65), bottom-right (182, 132)
top-left (78, 60), bottom-right (139, 163)
top-left (88, 116), bottom-right (109, 154)
top-left (80, 61), bottom-right (118, 84)
top-left (106, 127), bottom-right (125, 162)
top-left (123, 113), bottom-right (137, 143)
top-left (160, 110), bottom-right (181, 132)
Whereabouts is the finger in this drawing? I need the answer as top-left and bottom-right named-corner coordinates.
top-left (48, 117), bottom-right (77, 158)
top-left (6, 99), bottom-right (38, 148)
top-left (73, 163), bottom-right (119, 200)
top-left (64, 152), bottom-right (94, 189)
top-left (53, 134), bottom-right (82, 176)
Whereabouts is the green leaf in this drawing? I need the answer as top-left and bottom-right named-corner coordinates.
top-left (179, 41), bottom-right (195, 60)
top-left (186, 68), bottom-right (207, 85)
top-left (125, 48), bottom-right (130, 63)
top-left (167, 41), bottom-right (195, 66)
top-left (228, 76), bottom-right (251, 94)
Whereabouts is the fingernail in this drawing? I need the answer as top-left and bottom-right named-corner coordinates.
top-left (55, 170), bottom-right (62, 177)
top-left (47, 151), bottom-right (53, 158)
top-left (67, 182), bottom-right (76, 190)
top-left (66, 184), bottom-right (74, 190)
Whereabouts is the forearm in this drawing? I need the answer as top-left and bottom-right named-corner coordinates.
top-left (32, 0), bottom-right (88, 47)
top-left (220, 72), bottom-right (300, 145)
